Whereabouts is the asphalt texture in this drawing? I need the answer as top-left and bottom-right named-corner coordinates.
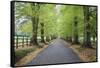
top-left (26, 38), bottom-right (82, 66)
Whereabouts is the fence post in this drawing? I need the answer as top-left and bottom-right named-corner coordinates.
top-left (16, 35), bottom-right (18, 49)
top-left (15, 35), bottom-right (30, 48)
top-left (22, 36), bottom-right (24, 47)
top-left (26, 36), bottom-right (28, 46)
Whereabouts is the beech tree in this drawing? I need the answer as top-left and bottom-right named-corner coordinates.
top-left (82, 6), bottom-right (92, 48)
top-left (15, 2), bottom-right (97, 48)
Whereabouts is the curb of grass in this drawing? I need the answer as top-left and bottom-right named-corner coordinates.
top-left (69, 45), bottom-right (96, 62)
top-left (69, 45), bottom-right (85, 62)
top-left (15, 45), bottom-right (49, 66)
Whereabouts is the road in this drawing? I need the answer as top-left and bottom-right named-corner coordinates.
top-left (26, 38), bottom-right (82, 66)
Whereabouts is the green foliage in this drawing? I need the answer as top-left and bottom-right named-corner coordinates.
top-left (14, 2), bottom-right (97, 44)
top-left (18, 21), bottom-right (32, 36)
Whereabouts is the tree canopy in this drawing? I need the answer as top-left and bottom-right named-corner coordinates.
top-left (14, 2), bottom-right (97, 48)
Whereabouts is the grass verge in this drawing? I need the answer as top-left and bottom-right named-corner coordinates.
top-left (15, 47), bottom-right (37, 63)
top-left (70, 44), bottom-right (97, 62)
top-left (15, 45), bottom-right (48, 66)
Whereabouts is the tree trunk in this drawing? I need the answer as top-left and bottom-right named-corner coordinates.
top-left (46, 36), bottom-right (50, 42)
top-left (72, 16), bottom-right (79, 44)
top-left (92, 35), bottom-right (95, 45)
top-left (40, 23), bottom-right (45, 43)
top-left (82, 6), bottom-right (92, 48)
top-left (30, 17), bottom-right (38, 45)
top-left (51, 35), bottom-right (54, 40)
top-left (30, 3), bottom-right (40, 45)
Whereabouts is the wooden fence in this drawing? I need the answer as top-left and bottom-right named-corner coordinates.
top-left (14, 35), bottom-right (30, 49)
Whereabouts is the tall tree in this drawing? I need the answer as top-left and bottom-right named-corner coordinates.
top-left (82, 6), bottom-right (92, 48)
top-left (72, 16), bottom-right (79, 44)
top-left (40, 22), bottom-right (45, 43)
top-left (89, 7), bottom-right (97, 45)
top-left (30, 3), bottom-right (40, 45)
top-left (15, 2), bottom-right (40, 45)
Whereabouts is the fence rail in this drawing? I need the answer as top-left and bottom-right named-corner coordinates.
top-left (14, 35), bottom-right (30, 49)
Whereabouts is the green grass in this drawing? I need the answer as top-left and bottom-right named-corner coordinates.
top-left (15, 48), bottom-right (36, 63)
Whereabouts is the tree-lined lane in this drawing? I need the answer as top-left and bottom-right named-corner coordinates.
top-left (27, 39), bottom-right (82, 65)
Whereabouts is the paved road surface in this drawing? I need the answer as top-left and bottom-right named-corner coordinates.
top-left (26, 39), bottom-right (82, 65)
